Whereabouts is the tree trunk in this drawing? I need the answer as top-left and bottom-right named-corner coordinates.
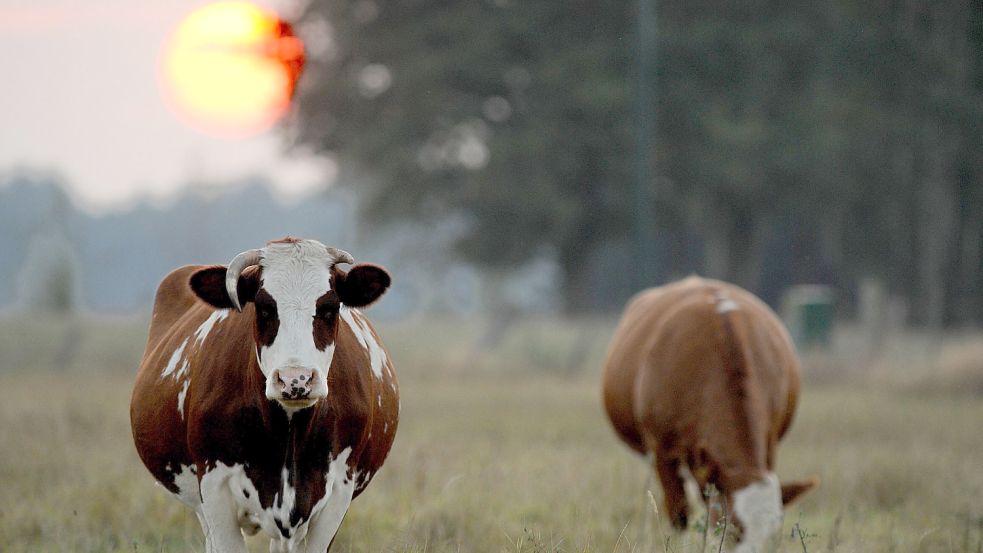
top-left (730, 211), bottom-right (768, 294)
top-left (817, 205), bottom-right (844, 287)
top-left (913, 1), bottom-right (966, 328)
top-left (559, 232), bottom-right (600, 315)
top-left (702, 203), bottom-right (731, 281)
top-left (954, 211), bottom-right (982, 325)
top-left (916, 125), bottom-right (957, 329)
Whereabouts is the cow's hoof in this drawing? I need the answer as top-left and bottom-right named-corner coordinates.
top-left (671, 510), bottom-right (688, 530)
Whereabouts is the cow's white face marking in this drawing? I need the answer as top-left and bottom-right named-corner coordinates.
top-left (732, 472), bottom-right (782, 553)
top-left (256, 240), bottom-right (337, 406)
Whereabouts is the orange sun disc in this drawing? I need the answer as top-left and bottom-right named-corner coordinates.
top-left (161, 1), bottom-right (305, 137)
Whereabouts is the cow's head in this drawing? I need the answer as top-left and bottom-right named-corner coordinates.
top-left (189, 238), bottom-right (390, 411)
top-left (713, 470), bottom-right (818, 553)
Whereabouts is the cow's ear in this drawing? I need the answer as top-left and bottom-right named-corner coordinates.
top-left (190, 265), bottom-right (260, 309)
top-left (335, 264), bottom-right (391, 308)
top-left (781, 477), bottom-right (818, 505)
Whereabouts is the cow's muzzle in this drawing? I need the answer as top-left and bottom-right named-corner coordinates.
top-left (273, 367), bottom-right (319, 403)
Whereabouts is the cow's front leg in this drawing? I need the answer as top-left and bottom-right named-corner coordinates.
top-left (300, 473), bottom-right (355, 552)
top-left (300, 450), bottom-right (357, 553)
top-left (653, 452), bottom-right (689, 529)
top-left (199, 466), bottom-right (248, 553)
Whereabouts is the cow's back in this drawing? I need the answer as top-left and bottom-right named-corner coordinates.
top-left (602, 278), bottom-right (708, 453)
top-left (601, 276), bottom-right (800, 463)
top-left (131, 265), bottom-right (215, 496)
top-left (144, 266), bottom-right (205, 350)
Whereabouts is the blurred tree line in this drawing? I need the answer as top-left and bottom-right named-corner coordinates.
top-left (290, 0), bottom-right (983, 325)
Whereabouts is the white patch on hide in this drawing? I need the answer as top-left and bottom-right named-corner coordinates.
top-left (196, 447), bottom-right (356, 553)
top-left (160, 338), bottom-right (188, 379)
top-left (717, 297), bottom-right (740, 314)
top-left (169, 464), bottom-right (201, 509)
top-left (177, 379), bottom-right (190, 419)
top-left (340, 307), bottom-right (387, 379)
top-left (194, 309), bottom-right (229, 345)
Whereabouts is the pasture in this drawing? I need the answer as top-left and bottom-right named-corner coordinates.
top-left (1, 315), bottom-right (981, 552)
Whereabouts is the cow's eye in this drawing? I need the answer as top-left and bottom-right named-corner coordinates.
top-left (316, 305), bottom-right (337, 321)
top-left (257, 307), bottom-right (273, 320)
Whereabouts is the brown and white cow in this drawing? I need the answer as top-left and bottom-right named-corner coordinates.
top-left (602, 276), bottom-right (816, 552)
top-left (130, 238), bottom-right (399, 553)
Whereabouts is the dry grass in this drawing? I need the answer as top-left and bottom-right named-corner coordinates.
top-left (1, 315), bottom-right (982, 552)
top-left (910, 337), bottom-right (983, 396)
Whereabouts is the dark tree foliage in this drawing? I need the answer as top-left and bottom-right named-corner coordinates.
top-left (291, 0), bottom-right (634, 312)
top-left (291, 0), bottom-right (983, 323)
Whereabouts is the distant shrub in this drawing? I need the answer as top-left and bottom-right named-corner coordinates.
top-left (930, 338), bottom-right (983, 395)
top-left (15, 226), bottom-right (81, 313)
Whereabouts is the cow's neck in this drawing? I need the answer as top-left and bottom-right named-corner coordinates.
top-left (243, 353), bottom-right (327, 447)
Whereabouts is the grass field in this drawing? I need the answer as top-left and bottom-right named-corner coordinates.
top-left (1, 314), bottom-right (982, 552)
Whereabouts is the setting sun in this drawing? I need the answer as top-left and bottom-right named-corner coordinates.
top-left (160, 1), bottom-right (304, 137)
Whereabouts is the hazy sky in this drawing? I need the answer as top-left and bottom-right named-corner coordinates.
top-left (0, 0), bottom-right (333, 213)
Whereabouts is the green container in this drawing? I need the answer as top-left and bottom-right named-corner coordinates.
top-left (781, 285), bottom-right (835, 349)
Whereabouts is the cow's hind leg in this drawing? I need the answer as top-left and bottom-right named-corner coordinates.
top-left (653, 453), bottom-right (689, 529)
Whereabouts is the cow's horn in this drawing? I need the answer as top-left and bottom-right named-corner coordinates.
top-left (326, 247), bottom-right (354, 265)
top-left (225, 249), bottom-right (262, 312)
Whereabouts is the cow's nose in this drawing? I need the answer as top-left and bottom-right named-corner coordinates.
top-left (274, 368), bottom-right (316, 400)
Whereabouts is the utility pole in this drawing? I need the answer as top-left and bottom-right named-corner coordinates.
top-left (632, 0), bottom-right (658, 290)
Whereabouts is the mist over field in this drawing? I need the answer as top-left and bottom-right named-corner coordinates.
top-left (0, 173), bottom-right (514, 319)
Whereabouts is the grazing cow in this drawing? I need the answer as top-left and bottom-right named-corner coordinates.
top-left (602, 276), bottom-right (816, 552)
top-left (131, 238), bottom-right (398, 553)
